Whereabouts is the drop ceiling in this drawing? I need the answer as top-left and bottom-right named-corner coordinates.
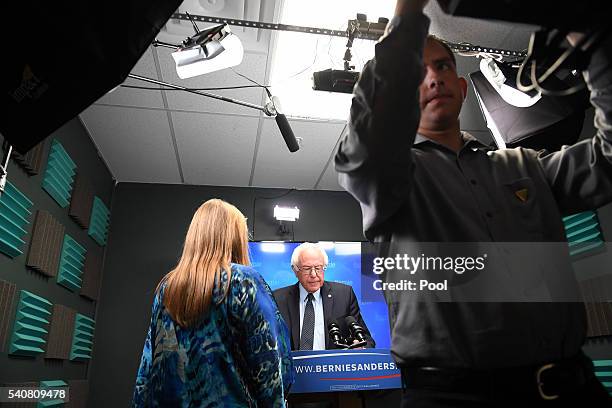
top-left (80, 0), bottom-right (535, 190)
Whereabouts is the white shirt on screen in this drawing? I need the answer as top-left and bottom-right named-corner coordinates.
top-left (298, 284), bottom-right (326, 350)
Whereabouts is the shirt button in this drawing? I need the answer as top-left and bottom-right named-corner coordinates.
top-left (470, 179), bottom-right (477, 185)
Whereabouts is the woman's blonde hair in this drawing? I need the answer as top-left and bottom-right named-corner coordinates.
top-left (160, 199), bottom-right (250, 327)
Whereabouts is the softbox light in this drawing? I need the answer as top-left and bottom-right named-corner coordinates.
top-left (1, 0), bottom-right (183, 154)
top-left (470, 70), bottom-right (589, 151)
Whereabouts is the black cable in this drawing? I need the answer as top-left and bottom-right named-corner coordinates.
top-left (529, 62), bottom-right (587, 97)
top-left (251, 188), bottom-right (296, 241)
top-left (517, 57), bottom-right (535, 93)
top-left (230, 68), bottom-right (276, 102)
top-left (516, 30), bottom-right (547, 93)
top-left (534, 28), bottom-right (610, 96)
top-left (534, 32), bottom-right (589, 85)
top-left (121, 69), bottom-right (272, 92)
top-left (231, 68), bottom-right (265, 87)
top-left (518, 27), bottom-right (608, 97)
top-left (120, 84), bottom-right (268, 91)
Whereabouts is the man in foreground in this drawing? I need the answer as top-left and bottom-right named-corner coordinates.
top-left (335, 0), bottom-right (612, 405)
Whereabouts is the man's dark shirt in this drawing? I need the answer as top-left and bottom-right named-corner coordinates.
top-left (335, 12), bottom-right (612, 368)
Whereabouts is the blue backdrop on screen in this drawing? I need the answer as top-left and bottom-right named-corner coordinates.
top-left (248, 241), bottom-right (391, 349)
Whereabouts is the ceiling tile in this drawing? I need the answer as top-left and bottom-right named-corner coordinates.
top-left (252, 118), bottom-right (345, 189)
top-left (156, 48), bottom-right (268, 116)
top-left (171, 111), bottom-right (259, 186)
top-left (316, 159), bottom-right (343, 191)
top-left (95, 48), bottom-right (165, 109)
top-left (496, 25), bottom-right (534, 53)
top-left (80, 105), bottom-right (181, 184)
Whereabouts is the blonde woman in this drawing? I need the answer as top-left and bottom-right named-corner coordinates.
top-left (133, 199), bottom-right (293, 407)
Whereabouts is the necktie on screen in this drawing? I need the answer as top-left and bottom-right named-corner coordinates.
top-left (299, 293), bottom-right (315, 350)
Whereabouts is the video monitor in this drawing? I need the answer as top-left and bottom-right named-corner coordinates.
top-left (249, 241), bottom-right (391, 349)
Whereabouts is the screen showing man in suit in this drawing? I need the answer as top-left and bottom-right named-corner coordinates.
top-left (271, 242), bottom-right (375, 351)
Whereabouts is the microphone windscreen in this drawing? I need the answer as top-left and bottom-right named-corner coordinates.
top-left (275, 114), bottom-right (300, 152)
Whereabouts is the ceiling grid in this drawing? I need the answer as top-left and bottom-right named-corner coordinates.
top-left (79, 0), bottom-right (533, 190)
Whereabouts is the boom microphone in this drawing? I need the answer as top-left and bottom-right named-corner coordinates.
top-left (275, 113), bottom-right (300, 153)
top-left (345, 316), bottom-right (367, 343)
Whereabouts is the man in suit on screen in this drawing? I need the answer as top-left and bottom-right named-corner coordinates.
top-left (273, 242), bottom-right (375, 350)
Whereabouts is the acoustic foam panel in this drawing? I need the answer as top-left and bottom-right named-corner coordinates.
top-left (42, 139), bottom-right (76, 208)
top-left (88, 197), bottom-right (110, 246)
top-left (70, 314), bottom-right (95, 362)
top-left (80, 251), bottom-right (102, 301)
top-left (12, 141), bottom-right (45, 176)
top-left (8, 290), bottom-right (52, 356)
top-left (44, 304), bottom-right (76, 360)
top-left (68, 173), bottom-right (93, 229)
top-left (39, 380), bottom-right (68, 407)
top-left (0, 181), bottom-right (33, 258)
top-left (594, 360), bottom-right (612, 396)
top-left (26, 210), bottom-right (65, 278)
top-left (563, 211), bottom-right (604, 257)
top-left (56, 235), bottom-right (86, 292)
top-left (0, 279), bottom-right (17, 353)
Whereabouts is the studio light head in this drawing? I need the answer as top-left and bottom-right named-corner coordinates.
top-left (171, 23), bottom-right (244, 79)
top-left (312, 14), bottom-right (386, 94)
top-left (312, 69), bottom-right (359, 94)
top-left (274, 206), bottom-right (300, 222)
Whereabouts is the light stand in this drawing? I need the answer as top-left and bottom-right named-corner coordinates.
top-left (127, 74), bottom-right (299, 152)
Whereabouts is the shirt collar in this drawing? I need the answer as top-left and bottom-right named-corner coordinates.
top-left (414, 132), bottom-right (492, 151)
top-left (299, 283), bottom-right (321, 303)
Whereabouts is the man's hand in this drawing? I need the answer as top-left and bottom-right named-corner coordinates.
top-left (395, 0), bottom-right (429, 16)
top-left (566, 32), bottom-right (585, 48)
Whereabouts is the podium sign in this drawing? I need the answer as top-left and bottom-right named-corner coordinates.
top-left (290, 349), bottom-right (401, 393)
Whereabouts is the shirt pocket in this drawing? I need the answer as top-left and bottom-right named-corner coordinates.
top-left (503, 177), bottom-right (543, 238)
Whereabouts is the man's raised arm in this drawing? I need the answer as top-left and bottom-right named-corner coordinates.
top-left (537, 33), bottom-right (612, 214)
top-left (334, 0), bottom-right (430, 239)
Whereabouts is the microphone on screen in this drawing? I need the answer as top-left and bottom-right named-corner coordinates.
top-left (345, 315), bottom-right (367, 343)
top-left (328, 320), bottom-right (344, 345)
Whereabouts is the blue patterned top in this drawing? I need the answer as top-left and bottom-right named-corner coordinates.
top-left (133, 264), bottom-right (294, 407)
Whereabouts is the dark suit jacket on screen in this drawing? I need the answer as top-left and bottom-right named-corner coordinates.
top-left (272, 281), bottom-right (375, 350)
